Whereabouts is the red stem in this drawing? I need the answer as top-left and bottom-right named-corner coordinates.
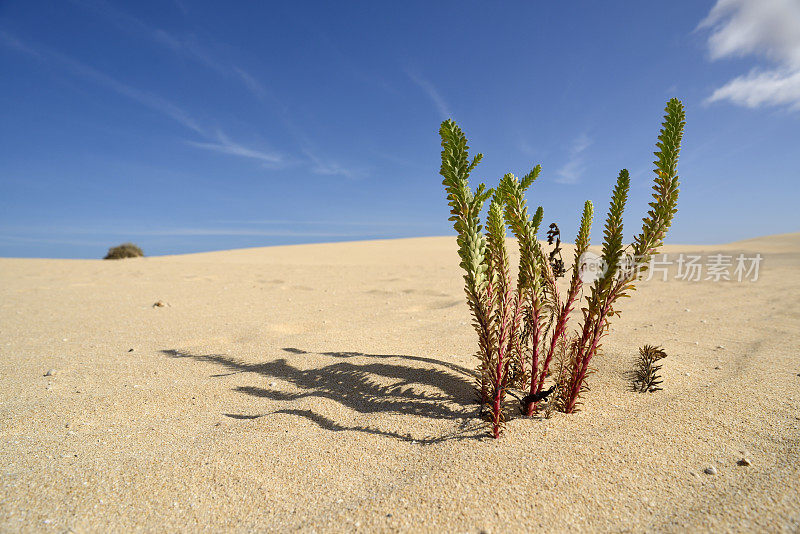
top-left (477, 280), bottom-right (496, 405)
top-left (563, 278), bottom-right (625, 413)
top-left (524, 297), bottom-right (543, 416)
top-left (492, 289), bottom-right (512, 438)
top-left (536, 280), bottom-right (582, 395)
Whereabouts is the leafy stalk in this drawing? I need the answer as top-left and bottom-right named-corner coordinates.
top-left (439, 120), bottom-right (495, 406)
top-left (499, 173), bottom-right (547, 404)
top-left (484, 193), bottom-right (520, 437)
top-left (528, 200), bottom-right (593, 415)
top-left (560, 98), bottom-right (685, 413)
top-left (562, 170), bottom-right (629, 413)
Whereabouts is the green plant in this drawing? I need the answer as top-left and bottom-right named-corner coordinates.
top-left (103, 242), bottom-right (144, 260)
top-left (438, 98), bottom-right (685, 436)
top-left (439, 121), bottom-right (518, 438)
top-left (630, 345), bottom-right (667, 392)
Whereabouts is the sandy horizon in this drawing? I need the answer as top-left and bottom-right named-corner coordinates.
top-left (6, 230), bottom-right (800, 262)
top-left (1, 233), bottom-right (798, 532)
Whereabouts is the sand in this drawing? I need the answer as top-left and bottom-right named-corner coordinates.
top-left (1, 234), bottom-right (798, 532)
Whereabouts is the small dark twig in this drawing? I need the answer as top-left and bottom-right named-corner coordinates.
top-left (546, 223), bottom-right (566, 278)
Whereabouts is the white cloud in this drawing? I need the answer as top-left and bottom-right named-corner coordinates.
top-left (555, 159), bottom-right (583, 185)
top-left (187, 131), bottom-right (284, 165)
top-left (172, 0), bottom-right (188, 15)
top-left (310, 162), bottom-right (358, 179)
top-left (699, 0), bottom-right (800, 66)
top-left (707, 68), bottom-right (800, 109)
top-left (571, 133), bottom-right (592, 154)
top-left (133, 228), bottom-right (360, 237)
top-left (302, 149), bottom-right (360, 179)
top-left (3, 23), bottom-right (358, 177)
top-left (71, 0), bottom-right (269, 101)
top-left (70, 2), bottom-right (361, 178)
top-left (555, 133), bottom-right (592, 185)
top-left (216, 218), bottom-right (428, 227)
top-left (406, 70), bottom-right (452, 119)
top-left (0, 31), bottom-right (206, 135)
top-left (699, 0), bottom-right (800, 110)
top-left (0, 32), bottom-right (298, 168)
top-left (0, 228), bottom-right (362, 240)
top-left (232, 67), bottom-right (270, 101)
top-left (72, 64), bottom-right (207, 135)
top-left (0, 29), bottom-right (42, 58)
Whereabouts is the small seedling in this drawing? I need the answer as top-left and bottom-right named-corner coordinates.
top-left (630, 345), bottom-right (667, 392)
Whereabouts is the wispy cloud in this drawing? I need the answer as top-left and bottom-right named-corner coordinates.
top-left (132, 228), bottom-right (362, 237)
top-left (187, 131), bottom-right (284, 166)
top-left (698, 0), bottom-right (800, 110)
top-left (0, 226), bottom-right (366, 239)
top-left (571, 133), bottom-right (592, 154)
top-left (5, 8), bottom-right (357, 178)
top-left (232, 67), bottom-right (270, 101)
top-left (1, 30), bottom-right (206, 135)
top-left (70, 64), bottom-right (206, 135)
top-left (0, 29), bottom-right (42, 58)
top-left (71, 0), bottom-right (272, 103)
top-left (215, 218), bottom-right (430, 228)
top-left (406, 70), bottom-right (452, 119)
top-left (172, 0), bottom-right (188, 15)
top-left (228, 67), bottom-right (360, 177)
top-left (555, 133), bottom-right (592, 185)
top-left (302, 149), bottom-right (361, 179)
top-left (0, 235), bottom-right (111, 247)
top-left (0, 217), bottom-right (429, 245)
top-left (0, 31), bottom-right (297, 169)
top-left (70, 1), bottom-right (362, 178)
top-left (517, 139), bottom-right (542, 158)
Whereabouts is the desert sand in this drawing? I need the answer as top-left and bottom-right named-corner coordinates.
top-left (1, 234), bottom-right (798, 532)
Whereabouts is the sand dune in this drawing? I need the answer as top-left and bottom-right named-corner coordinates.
top-left (1, 234), bottom-right (798, 532)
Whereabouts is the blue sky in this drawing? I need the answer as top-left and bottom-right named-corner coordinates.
top-left (1, 0), bottom-right (798, 258)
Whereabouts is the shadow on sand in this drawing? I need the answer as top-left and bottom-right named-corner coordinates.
top-left (161, 347), bottom-right (486, 443)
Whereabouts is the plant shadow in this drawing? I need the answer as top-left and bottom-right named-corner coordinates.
top-left (161, 347), bottom-right (486, 444)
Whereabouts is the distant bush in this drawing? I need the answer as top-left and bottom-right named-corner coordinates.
top-left (104, 242), bottom-right (144, 260)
